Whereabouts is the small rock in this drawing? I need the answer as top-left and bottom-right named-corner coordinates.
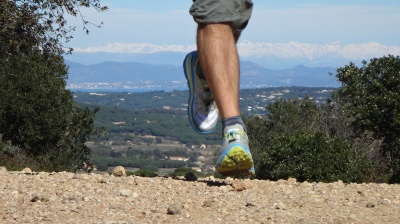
top-left (31, 195), bottom-right (41, 202)
top-left (232, 180), bottom-right (253, 191)
top-left (336, 180), bottom-right (345, 187)
top-left (379, 198), bottom-right (391, 205)
top-left (366, 202), bottom-right (375, 208)
top-left (97, 179), bottom-right (107, 184)
top-left (184, 172), bottom-right (198, 181)
top-left (0, 166), bottom-right (7, 172)
top-left (208, 176), bottom-right (215, 181)
top-left (112, 166), bottom-right (126, 177)
top-left (357, 190), bottom-right (365, 196)
top-left (102, 172), bottom-right (110, 177)
top-left (30, 194), bottom-right (49, 203)
top-left (287, 177), bottom-right (297, 183)
top-left (225, 177), bottom-right (234, 184)
top-left (246, 194), bottom-right (257, 207)
top-left (299, 182), bottom-right (312, 188)
top-left (167, 204), bottom-right (181, 215)
top-left (21, 167), bottom-right (32, 173)
top-left (274, 202), bottom-right (286, 210)
top-left (203, 199), bottom-right (212, 207)
top-left (118, 189), bottom-right (132, 197)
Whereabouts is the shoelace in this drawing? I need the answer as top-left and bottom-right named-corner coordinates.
top-left (224, 131), bottom-right (247, 143)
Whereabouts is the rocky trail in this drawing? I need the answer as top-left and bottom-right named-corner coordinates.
top-left (1, 167), bottom-right (400, 224)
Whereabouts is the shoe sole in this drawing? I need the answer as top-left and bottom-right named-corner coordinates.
top-left (217, 144), bottom-right (254, 176)
top-left (183, 52), bottom-right (214, 134)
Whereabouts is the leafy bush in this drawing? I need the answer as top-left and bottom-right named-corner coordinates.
top-left (333, 55), bottom-right (400, 183)
top-left (127, 169), bottom-right (158, 177)
top-left (245, 97), bottom-right (373, 183)
top-left (257, 132), bottom-right (370, 183)
top-left (0, 52), bottom-right (100, 172)
top-left (169, 167), bottom-right (203, 178)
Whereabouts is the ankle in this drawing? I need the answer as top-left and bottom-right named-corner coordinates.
top-left (222, 116), bottom-right (246, 134)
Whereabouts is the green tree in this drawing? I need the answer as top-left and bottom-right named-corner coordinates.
top-left (0, 0), bottom-right (107, 171)
top-left (0, 0), bottom-right (108, 57)
top-left (333, 55), bottom-right (400, 182)
top-left (0, 52), bottom-right (99, 171)
top-left (256, 132), bottom-right (368, 183)
top-left (245, 97), bottom-right (371, 182)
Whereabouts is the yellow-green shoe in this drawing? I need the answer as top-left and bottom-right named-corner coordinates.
top-left (216, 125), bottom-right (254, 176)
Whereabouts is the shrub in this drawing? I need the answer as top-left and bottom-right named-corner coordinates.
top-left (127, 169), bottom-right (158, 177)
top-left (169, 167), bottom-right (203, 178)
top-left (256, 132), bottom-right (370, 183)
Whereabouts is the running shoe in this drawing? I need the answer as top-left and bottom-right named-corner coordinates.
top-left (216, 124), bottom-right (255, 176)
top-left (183, 51), bottom-right (218, 134)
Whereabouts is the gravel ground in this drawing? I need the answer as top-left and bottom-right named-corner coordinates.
top-left (1, 167), bottom-right (400, 224)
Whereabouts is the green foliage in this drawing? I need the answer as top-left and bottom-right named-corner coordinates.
top-left (169, 167), bottom-right (203, 178)
top-left (0, 139), bottom-right (38, 171)
top-left (266, 97), bottom-right (320, 135)
top-left (0, 0), bottom-right (107, 172)
top-left (0, 51), bottom-right (99, 172)
top-left (257, 132), bottom-right (369, 183)
top-left (82, 103), bottom-right (222, 146)
top-left (245, 97), bottom-right (371, 183)
top-left (91, 147), bottom-right (200, 171)
top-left (0, 0), bottom-right (108, 56)
top-left (73, 87), bottom-right (336, 116)
top-left (127, 169), bottom-right (158, 177)
top-left (333, 55), bottom-right (400, 182)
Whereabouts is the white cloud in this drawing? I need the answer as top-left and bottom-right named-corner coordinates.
top-left (238, 41), bottom-right (400, 60)
top-left (74, 42), bottom-right (196, 53)
top-left (74, 41), bottom-right (400, 61)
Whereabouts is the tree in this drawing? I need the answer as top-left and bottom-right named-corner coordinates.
top-left (245, 97), bottom-right (371, 182)
top-left (0, 0), bottom-right (107, 171)
top-left (256, 132), bottom-right (368, 183)
top-left (333, 55), bottom-right (400, 182)
top-left (0, 52), bottom-right (99, 171)
top-left (0, 0), bottom-right (108, 57)
top-left (264, 97), bottom-right (320, 135)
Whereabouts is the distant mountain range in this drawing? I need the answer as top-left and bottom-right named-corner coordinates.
top-left (67, 41), bottom-right (400, 69)
top-left (64, 41), bottom-right (400, 89)
top-left (66, 60), bottom-right (339, 88)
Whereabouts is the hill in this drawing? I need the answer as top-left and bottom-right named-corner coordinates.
top-left (66, 61), bottom-right (339, 89)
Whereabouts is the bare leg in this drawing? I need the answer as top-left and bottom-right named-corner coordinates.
top-left (197, 23), bottom-right (240, 120)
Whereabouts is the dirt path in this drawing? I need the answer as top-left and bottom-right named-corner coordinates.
top-left (1, 168), bottom-right (399, 223)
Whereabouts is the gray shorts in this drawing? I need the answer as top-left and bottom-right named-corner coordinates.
top-left (189, 0), bottom-right (253, 34)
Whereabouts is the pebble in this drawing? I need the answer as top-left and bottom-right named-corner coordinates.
top-left (274, 202), bottom-right (287, 210)
top-left (167, 204), bottom-right (181, 215)
top-left (184, 172), bottom-right (198, 181)
top-left (366, 202), bottom-right (375, 208)
top-left (112, 166), bottom-right (126, 177)
top-left (118, 189), bottom-right (132, 197)
top-left (203, 199), bottom-right (212, 207)
top-left (232, 180), bottom-right (253, 191)
top-left (21, 167), bottom-right (32, 173)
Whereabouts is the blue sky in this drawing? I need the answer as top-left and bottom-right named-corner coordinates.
top-left (67, 0), bottom-right (400, 49)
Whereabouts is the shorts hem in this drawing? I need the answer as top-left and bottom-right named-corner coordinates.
top-left (193, 16), bottom-right (240, 24)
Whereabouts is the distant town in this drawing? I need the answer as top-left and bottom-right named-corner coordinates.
top-left (67, 80), bottom-right (278, 91)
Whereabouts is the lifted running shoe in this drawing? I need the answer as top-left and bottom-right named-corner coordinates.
top-left (183, 51), bottom-right (219, 134)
